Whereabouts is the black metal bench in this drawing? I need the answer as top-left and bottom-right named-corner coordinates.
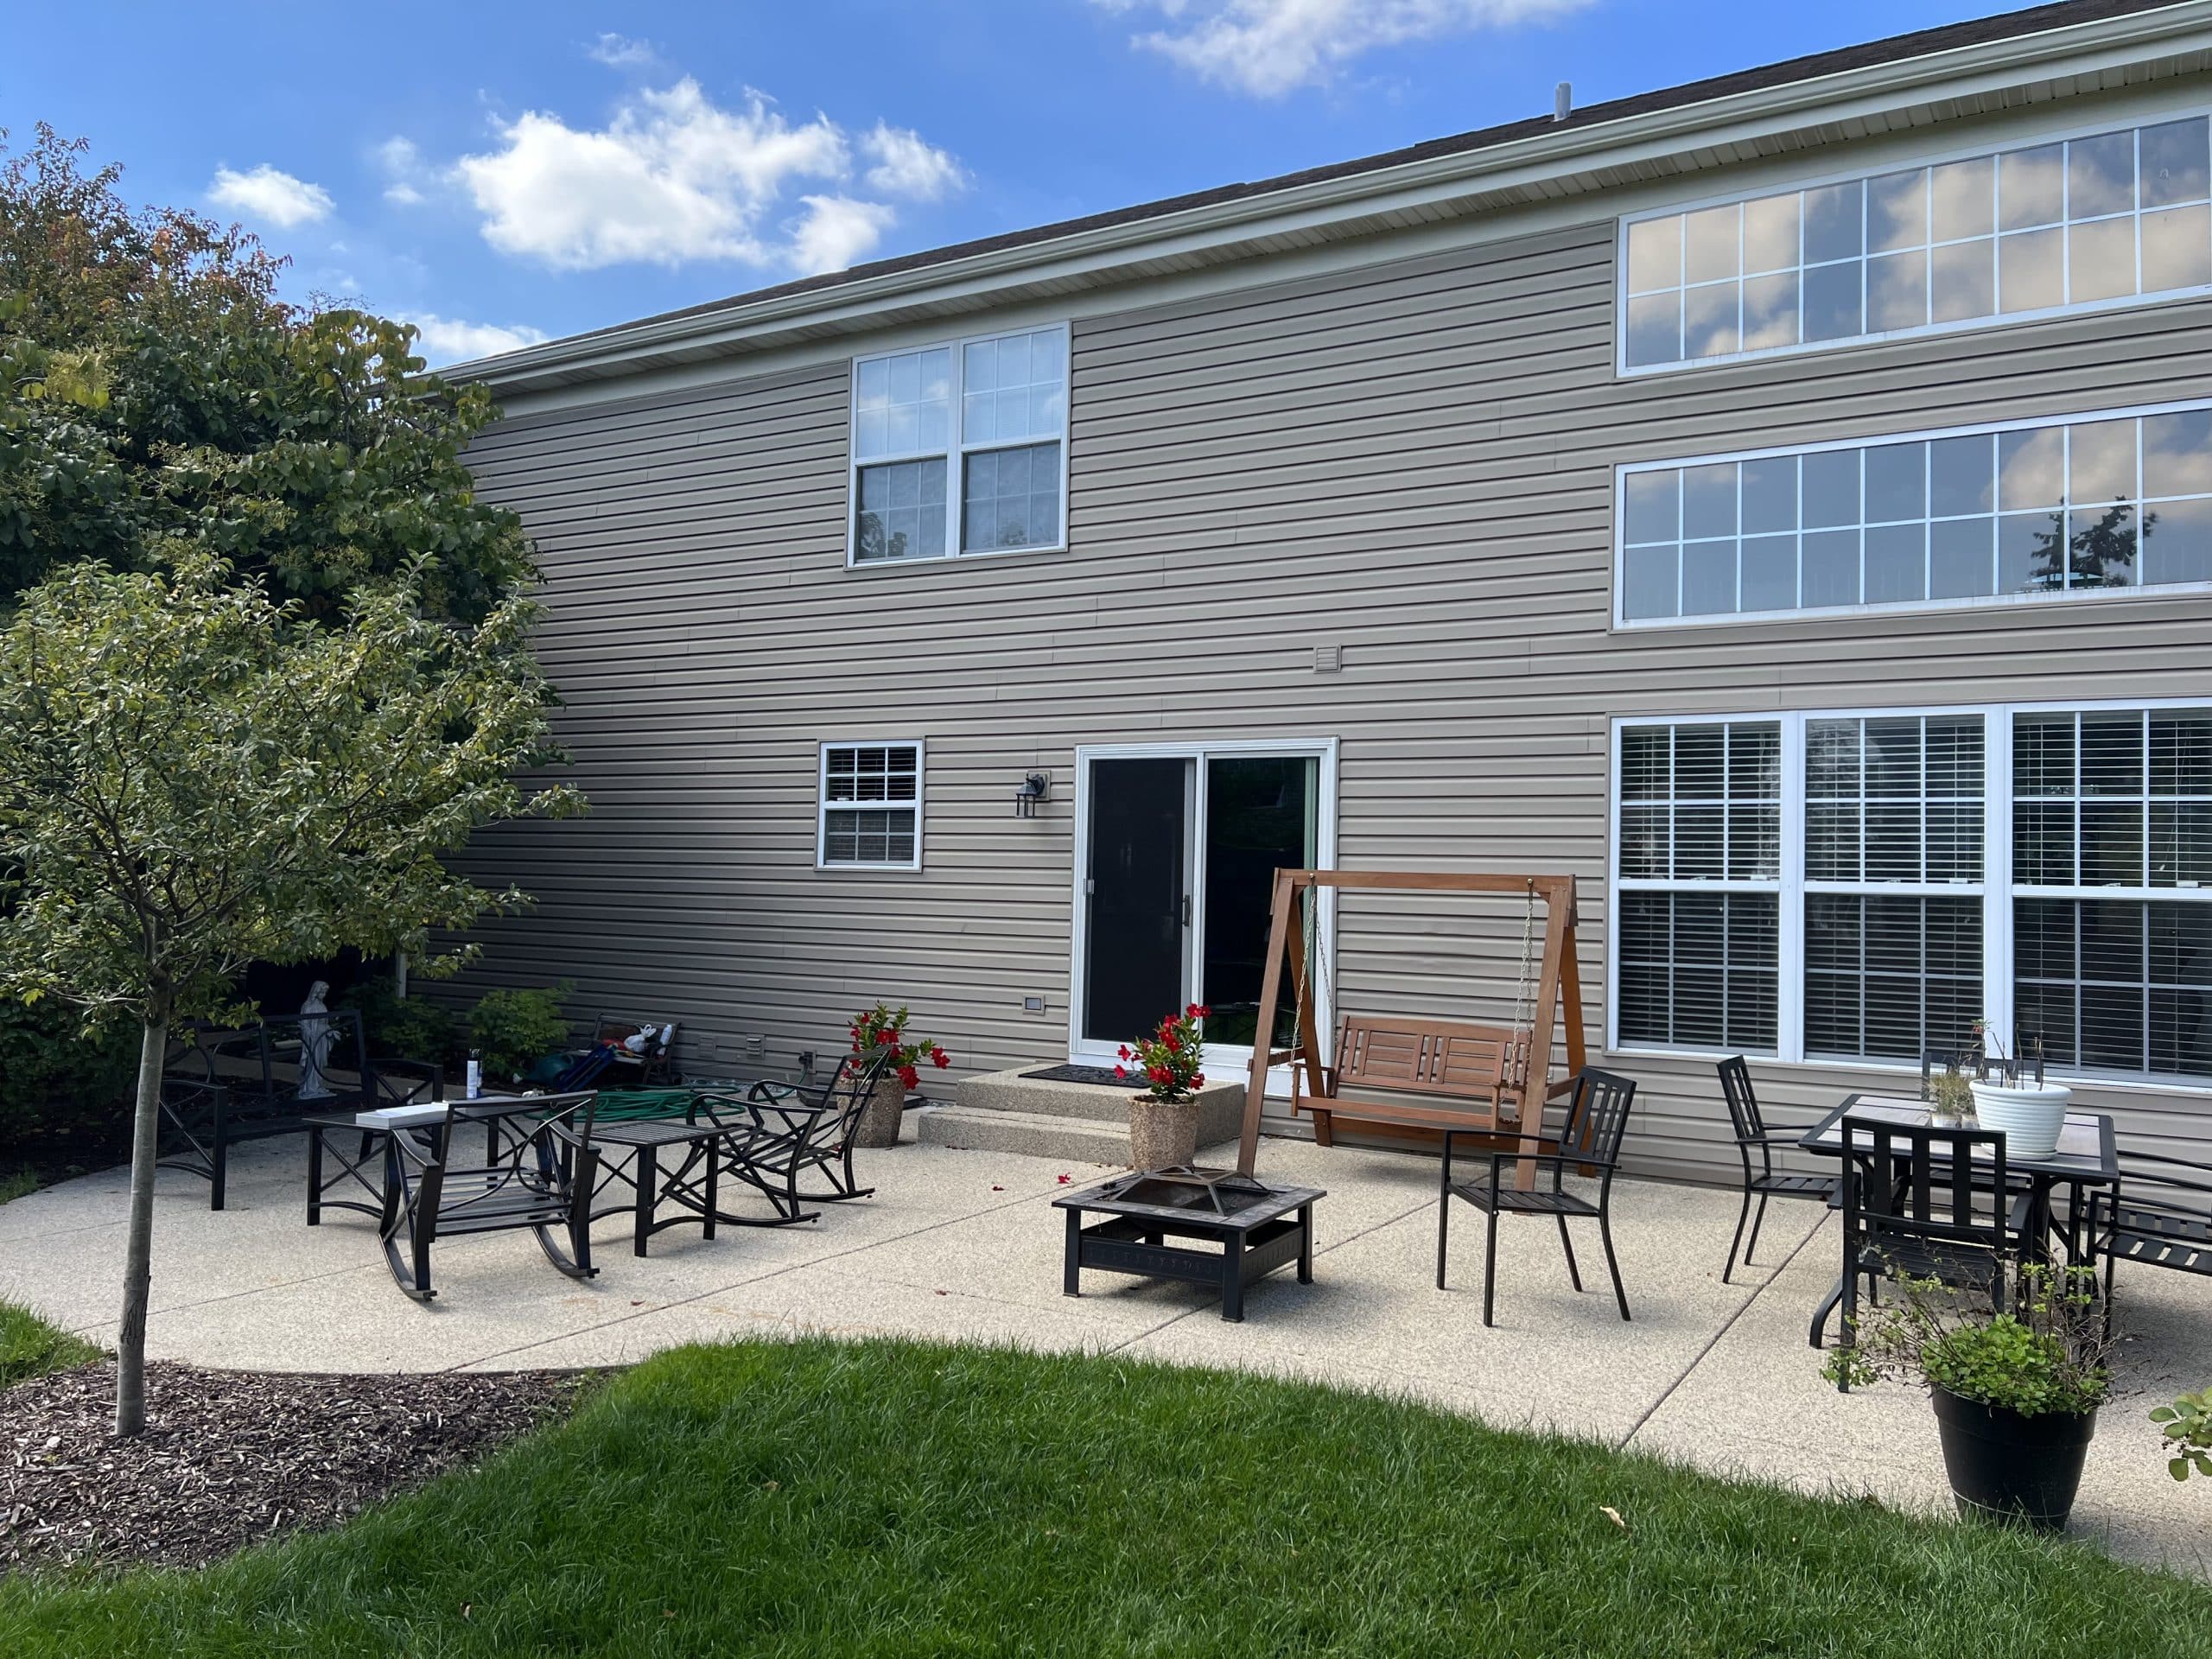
top-left (2088, 1148), bottom-right (2212, 1332)
top-left (159, 1012), bottom-right (440, 1210)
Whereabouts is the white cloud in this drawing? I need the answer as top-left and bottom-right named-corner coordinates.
top-left (587, 32), bottom-right (658, 67)
top-left (449, 79), bottom-right (939, 274)
top-left (861, 124), bottom-right (967, 201)
top-left (207, 164), bottom-right (335, 228)
top-left (1099, 0), bottom-right (1592, 97)
top-left (786, 195), bottom-right (897, 276)
top-left (408, 313), bottom-right (551, 366)
top-left (378, 137), bottom-right (428, 206)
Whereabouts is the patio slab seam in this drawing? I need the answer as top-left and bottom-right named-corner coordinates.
top-left (441, 1174), bottom-right (1108, 1373)
top-left (1615, 1207), bottom-right (1828, 1452)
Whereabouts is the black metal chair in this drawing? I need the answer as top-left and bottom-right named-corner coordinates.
top-left (2086, 1148), bottom-right (2212, 1335)
top-left (377, 1094), bottom-right (601, 1303)
top-left (1715, 1056), bottom-right (1840, 1283)
top-left (1832, 1114), bottom-right (2020, 1388)
top-left (159, 1012), bottom-right (440, 1210)
top-left (1436, 1069), bottom-right (1637, 1327)
top-left (690, 1051), bottom-right (894, 1218)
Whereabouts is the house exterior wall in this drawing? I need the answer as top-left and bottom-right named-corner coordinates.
top-left (456, 82), bottom-right (2212, 1185)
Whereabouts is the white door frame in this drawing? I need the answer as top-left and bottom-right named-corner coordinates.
top-left (1069, 737), bottom-right (1339, 1085)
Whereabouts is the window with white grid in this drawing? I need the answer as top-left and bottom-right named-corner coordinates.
top-left (2012, 709), bottom-right (2212, 1077)
top-left (1802, 715), bottom-right (1986, 1063)
top-left (851, 326), bottom-right (1066, 565)
top-left (1618, 401), bottom-right (2212, 626)
top-left (1614, 721), bottom-right (1782, 1052)
top-left (817, 743), bottom-right (923, 869)
top-left (1611, 702), bottom-right (2212, 1087)
top-left (1621, 113), bottom-right (2212, 372)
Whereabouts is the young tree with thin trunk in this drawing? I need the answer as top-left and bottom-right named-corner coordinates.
top-left (0, 556), bottom-right (579, 1434)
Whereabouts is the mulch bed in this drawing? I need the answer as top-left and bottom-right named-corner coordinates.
top-left (1, 1360), bottom-right (583, 1572)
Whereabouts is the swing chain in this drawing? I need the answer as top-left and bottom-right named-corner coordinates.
top-left (1512, 877), bottom-right (1539, 1034)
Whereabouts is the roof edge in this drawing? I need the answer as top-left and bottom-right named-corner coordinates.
top-left (449, 1), bottom-right (2212, 394)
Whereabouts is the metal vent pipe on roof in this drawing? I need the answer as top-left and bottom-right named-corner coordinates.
top-left (1554, 81), bottom-right (1573, 121)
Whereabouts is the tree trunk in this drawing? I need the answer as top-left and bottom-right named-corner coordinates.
top-left (114, 1015), bottom-right (167, 1438)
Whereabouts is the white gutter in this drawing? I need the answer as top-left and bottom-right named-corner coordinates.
top-left (453, 3), bottom-right (2212, 393)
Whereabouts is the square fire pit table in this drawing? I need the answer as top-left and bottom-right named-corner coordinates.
top-left (1053, 1174), bottom-right (1324, 1321)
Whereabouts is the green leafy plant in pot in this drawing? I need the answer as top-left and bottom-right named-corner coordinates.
top-left (1116, 1004), bottom-right (1210, 1171)
top-left (849, 1003), bottom-right (951, 1147)
top-left (1826, 1263), bottom-right (2110, 1531)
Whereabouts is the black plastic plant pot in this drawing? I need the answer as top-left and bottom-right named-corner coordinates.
top-left (1929, 1384), bottom-right (2098, 1532)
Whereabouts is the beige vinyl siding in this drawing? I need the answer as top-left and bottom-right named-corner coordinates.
top-left (458, 175), bottom-right (2212, 1185)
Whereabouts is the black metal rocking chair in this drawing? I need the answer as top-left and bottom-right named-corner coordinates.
top-left (1716, 1056), bottom-right (1840, 1283)
top-left (376, 1095), bottom-right (601, 1303)
top-left (693, 1051), bottom-right (894, 1219)
top-left (2087, 1147), bottom-right (2212, 1335)
top-left (1436, 1069), bottom-right (1638, 1327)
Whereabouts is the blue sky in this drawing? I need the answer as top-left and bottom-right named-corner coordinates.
top-left (4, 1), bottom-right (2012, 363)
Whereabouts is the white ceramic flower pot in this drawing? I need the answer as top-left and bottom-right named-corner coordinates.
top-left (1967, 1080), bottom-right (2072, 1159)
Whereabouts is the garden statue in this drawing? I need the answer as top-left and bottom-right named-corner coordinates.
top-left (297, 981), bottom-right (334, 1100)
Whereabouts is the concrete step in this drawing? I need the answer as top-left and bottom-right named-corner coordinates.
top-left (915, 1105), bottom-right (1135, 1164)
top-left (916, 1103), bottom-right (1243, 1166)
top-left (956, 1067), bottom-right (1246, 1133)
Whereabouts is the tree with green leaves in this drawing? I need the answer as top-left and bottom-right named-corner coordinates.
top-left (1, 124), bottom-right (535, 620)
top-left (0, 556), bottom-right (581, 1434)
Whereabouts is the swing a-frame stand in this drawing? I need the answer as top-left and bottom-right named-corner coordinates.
top-left (1234, 870), bottom-right (1588, 1185)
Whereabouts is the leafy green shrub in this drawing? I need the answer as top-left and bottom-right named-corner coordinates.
top-left (340, 975), bottom-right (458, 1065)
top-left (469, 983), bottom-right (574, 1082)
top-left (2153, 1389), bottom-right (2212, 1481)
top-left (0, 997), bottom-right (137, 1150)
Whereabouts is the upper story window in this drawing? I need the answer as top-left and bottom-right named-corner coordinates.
top-left (1620, 114), bottom-right (2212, 373)
top-left (1617, 399), bottom-right (2212, 626)
top-left (850, 325), bottom-right (1068, 566)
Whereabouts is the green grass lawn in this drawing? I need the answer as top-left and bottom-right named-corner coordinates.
top-left (2, 1338), bottom-right (2208, 1657)
top-left (0, 1301), bottom-right (101, 1393)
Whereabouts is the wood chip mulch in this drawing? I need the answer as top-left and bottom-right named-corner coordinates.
top-left (1, 1360), bottom-right (583, 1572)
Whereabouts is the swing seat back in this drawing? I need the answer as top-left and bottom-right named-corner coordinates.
top-left (1298, 1014), bottom-right (1534, 1147)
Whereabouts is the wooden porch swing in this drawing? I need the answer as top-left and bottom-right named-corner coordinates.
top-left (1232, 870), bottom-right (1588, 1180)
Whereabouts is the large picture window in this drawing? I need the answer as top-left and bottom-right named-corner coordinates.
top-left (850, 326), bottom-right (1067, 565)
top-left (1611, 703), bottom-right (2212, 1082)
top-left (1621, 113), bottom-right (2212, 372)
top-left (1618, 401), bottom-right (2212, 626)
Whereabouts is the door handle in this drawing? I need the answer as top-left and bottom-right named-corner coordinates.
top-left (1182, 893), bottom-right (1192, 927)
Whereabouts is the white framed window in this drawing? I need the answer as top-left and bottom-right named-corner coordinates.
top-left (849, 324), bottom-right (1068, 566)
top-left (1617, 398), bottom-right (2212, 626)
top-left (1619, 111), bottom-right (2212, 374)
top-left (817, 741), bottom-right (924, 870)
top-left (1610, 701), bottom-right (2212, 1084)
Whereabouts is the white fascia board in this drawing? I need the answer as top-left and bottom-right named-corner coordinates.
top-left (454, 3), bottom-right (2212, 397)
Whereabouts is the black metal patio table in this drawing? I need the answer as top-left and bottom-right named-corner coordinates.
top-left (303, 1091), bottom-right (599, 1226)
top-left (1796, 1092), bottom-right (2118, 1348)
top-left (1054, 1175), bottom-right (1324, 1321)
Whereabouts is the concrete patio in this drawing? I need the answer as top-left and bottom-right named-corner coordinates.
top-left (3, 1125), bottom-right (2208, 1579)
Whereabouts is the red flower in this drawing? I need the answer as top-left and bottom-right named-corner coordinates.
top-left (931, 1049), bottom-right (951, 1068)
top-left (1186, 1002), bottom-right (1201, 1018)
top-left (1193, 1073), bottom-right (1205, 1087)
top-left (1163, 1033), bottom-right (1179, 1052)
top-left (1195, 1004), bottom-right (1211, 1019)
top-left (883, 1029), bottom-right (900, 1046)
top-left (1148, 1065), bottom-right (1171, 1085)
top-left (898, 1065), bottom-right (920, 1090)
top-left (1115, 1065), bottom-right (1127, 1080)
top-left (1116, 1045), bottom-right (1130, 1061)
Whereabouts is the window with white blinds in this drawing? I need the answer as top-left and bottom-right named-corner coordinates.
top-left (1611, 702), bottom-right (2212, 1084)
top-left (1803, 716), bottom-right (1985, 1062)
top-left (1614, 722), bottom-right (1781, 1052)
top-left (817, 742), bottom-right (923, 870)
top-left (2012, 709), bottom-right (2212, 1077)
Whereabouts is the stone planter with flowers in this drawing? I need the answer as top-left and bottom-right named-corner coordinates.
top-left (1116, 1002), bottom-right (1211, 1171)
top-left (848, 1002), bottom-right (953, 1148)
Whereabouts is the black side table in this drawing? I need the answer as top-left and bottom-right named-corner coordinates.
top-left (1053, 1176), bottom-right (1324, 1321)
